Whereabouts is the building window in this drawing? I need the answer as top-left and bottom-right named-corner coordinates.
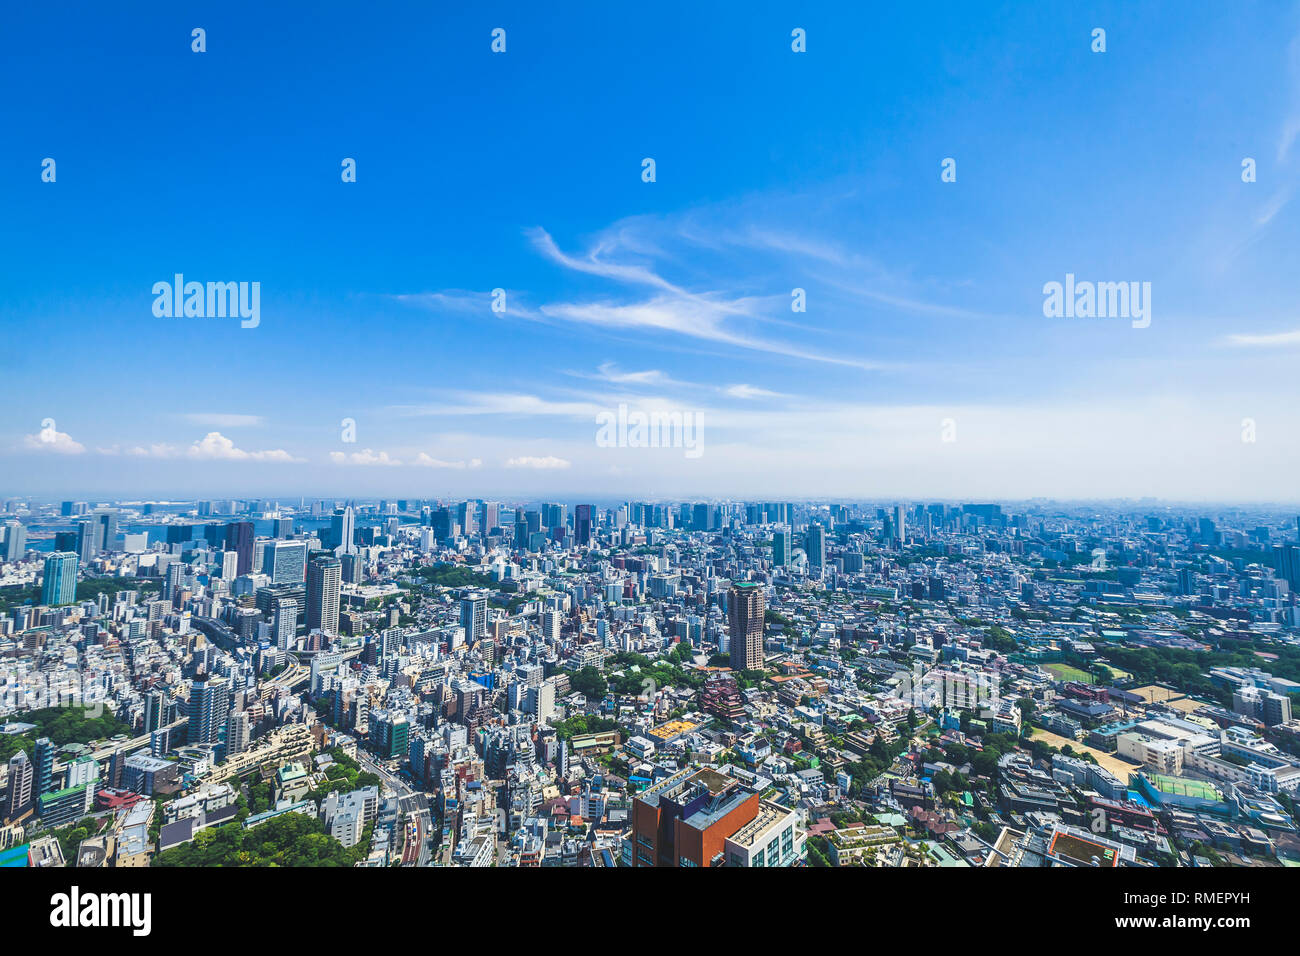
top-left (679, 856), bottom-right (698, 867)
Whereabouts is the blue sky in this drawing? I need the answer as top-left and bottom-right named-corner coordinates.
top-left (4, 1), bottom-right (1300, 501)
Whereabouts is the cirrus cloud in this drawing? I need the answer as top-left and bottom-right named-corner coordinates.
top-left (413, 453), bottom-right (482, 469)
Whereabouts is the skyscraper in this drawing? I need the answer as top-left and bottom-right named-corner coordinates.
top-left (32, 737), bottom-right (55, 798)
top-left (772, 528), bottom-right (791, 567)
top-left (331, 507), bottom-right (356, 556)
top-left (274, 599), bottom-right (297, 652)
top-left (728, 581), bottom-right (765, 671)
top-left (143, 689), bottom-right (167, 734)
top-left (3, 751), bottom-right (34, 822)
top-left (461, 592), bottom-right (488, 644)
top-left (575, 504), bottom-right (593, 546)
top-left (805, 524), bottom-right (826, 571)
top-left (1275, 543), bottom-right (1300, 591)
top-left (224, 521), bottom-right (255, 576)
top-left (307, 553), bottom-right (342, 636)
top-left (226, 710), bottom-right (251, 756)
top-left (165, 561), bottom-right (186, 601)
top-left (93, 507), bottom-right (119, 553)
top-left (75, 520), bottom-right (98, 563)
top-left (262, 540), bottom-right (308, 585)
top-left (2, 520), bottom-right (26, 561)
top-left (41, 551), bottom-right (78, 606)
top-left (190, 676), bottom-right (231, 746)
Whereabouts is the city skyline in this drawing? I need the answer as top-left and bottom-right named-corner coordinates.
top-left (5, 3), bottom-right (1300, 501)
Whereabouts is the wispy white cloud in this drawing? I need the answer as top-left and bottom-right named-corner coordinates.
top-left (505, 455), bottom-right (571, 469)
top-left (1223, 327), bottom-right (1300, 347)
top-left (179, 413), bottom-right (265, 428)
top-left (412, 453), bottom-right (482, 469)
top-left (390, 392), bottom-right (607, 419)
top-left (390, 289), bottom-right (539, 320)
top-left (723, 384), bottom-right (785, 399)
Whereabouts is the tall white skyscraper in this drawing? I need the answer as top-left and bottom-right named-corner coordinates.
top-left (2, 521), bottom-right (26, 561)
top-left (274, 599), bottom-right (297, 652)
top-left (332, 507), bottom-right (356, 556)
top-left (460, 592), bottom-right (487, 644)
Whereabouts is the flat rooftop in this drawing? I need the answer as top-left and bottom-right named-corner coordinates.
top-left (1047, 830), bottom-right (1119, 867)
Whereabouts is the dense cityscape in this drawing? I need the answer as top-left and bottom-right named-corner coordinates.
top-left (2, 496), bottom-right (1299, 871)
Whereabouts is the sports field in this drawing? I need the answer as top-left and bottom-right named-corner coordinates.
top-left (1029, 728), bottom-right (1144, 780)
top-left (1044, 663), bottom-right (1093, 684)
top-left (1149, 774), bottom-right (1220, 801)
top-left (1129, 684), bottom-right (1184, 705)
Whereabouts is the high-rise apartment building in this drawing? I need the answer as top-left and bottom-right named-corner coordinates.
top-left (728, 581), bottom-right (765, 671)
top-left (189, 676), bottom-right (231, 746)
top-left (41, 551), bottom-right (79, 606)
top-left (461, 592), bottom-right (488, 644)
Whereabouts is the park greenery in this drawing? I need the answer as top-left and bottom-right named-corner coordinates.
top-left (154, 812), bottom-right (366, 866)
top-left (0, 705), bottom-right (132, 762)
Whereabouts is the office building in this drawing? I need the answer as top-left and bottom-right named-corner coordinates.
top-left (224, 521), bottom-right (255, 576)
top-left (805, 524), bottom-right (825, 572)
top-left (331, 507), bottom-right (356, 556)
top-left (262, 540), bottom-right (308, 585)
top-left (772, 528), bottom-right (791, 568)
top-left (575, 505), bottom-right (593, 546)
top-left (2, 520), bottom-right (26, 561)
top-left (307, 553), bottom-right (342, 636)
